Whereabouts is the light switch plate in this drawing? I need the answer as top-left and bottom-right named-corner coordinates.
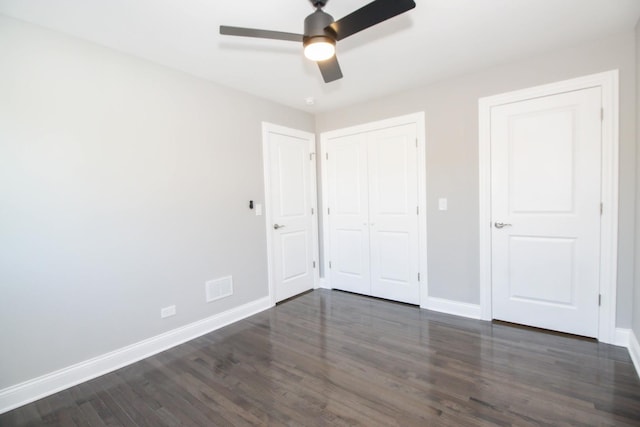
top-left (438, 198), bottom-right (448, 211)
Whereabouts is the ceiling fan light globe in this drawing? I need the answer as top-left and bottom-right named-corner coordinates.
top-left (304, 39), bottom-right (335, 61)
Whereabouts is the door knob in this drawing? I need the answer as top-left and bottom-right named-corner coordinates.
top-left (494, 222), bottom-right (512, 229)
top-left (273, 224), bottom-right (285, 230)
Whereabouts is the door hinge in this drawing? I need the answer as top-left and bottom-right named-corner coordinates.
top-left (328, 207), bottom-right (331, 215)
top-left (415, 138), bottom-right (418, 148)
top-left (311, 207), bottom-right (314, 215)
top-left (418, 272), bottom-right (421, 282)
top-left (309, 153), bottom-right (315, 161)
top-left (329, 261), bottom-right (332, 269)
top-left (313, 261), bottom-right (316, 268)
top-left (600, 202), bottom-right (603, 215)
top-left (599, 294), bottom-right (602, 306)
top-left (326, 153), bottom-right (329, 160)
top-left (417, 206), bottom-right (419, 215)
top-left (601, 108), bottom-right (604, 121)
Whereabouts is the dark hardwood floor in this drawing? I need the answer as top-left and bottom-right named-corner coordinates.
top-left (2, 289), bottom-right (640, 426)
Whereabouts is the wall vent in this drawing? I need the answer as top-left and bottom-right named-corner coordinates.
top-left (205, 276), bottom-right (233, 303)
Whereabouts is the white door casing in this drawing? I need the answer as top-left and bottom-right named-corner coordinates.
top-left (479, 70), bottom-right (619, 343)
top-left (490, 88), bottom-right (602, 337)
top-left (262, 123), bottom-right (319, 304)
top-left (321, 113), bottom-right (427, 306)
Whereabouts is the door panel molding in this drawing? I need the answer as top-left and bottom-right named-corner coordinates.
top-left (320, 112), bottom-right (427, 306)
top-left (478, 70), bottom-right (619, 343)
top-left (262, 123), bottom-right (319, 305)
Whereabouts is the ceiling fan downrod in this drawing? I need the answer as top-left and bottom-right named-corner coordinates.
top-left (310, 0), bottom-right (328, 8)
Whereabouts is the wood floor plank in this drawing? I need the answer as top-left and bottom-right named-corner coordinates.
top-left (2, 289), bottom-right (640, 426)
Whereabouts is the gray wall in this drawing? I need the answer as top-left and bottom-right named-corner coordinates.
top-left (316, 32), bottom-right (637, 328)
top-left (634, 20), bottom-right (640, 339)
top-left (2, 13), bottom-right (638, 392)
top-left (0, 15), bottom-right (313, 388)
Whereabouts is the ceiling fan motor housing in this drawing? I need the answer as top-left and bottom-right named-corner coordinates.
top-left (303, 8), bottom-right (336, 47)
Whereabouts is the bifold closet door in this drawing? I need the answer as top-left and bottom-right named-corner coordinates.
top-left (326, 123), bottom-right (420, 304)
top-left (327, 132), bottom-right (371, 295)
top-left (368, 124), bottom-right (419, 304)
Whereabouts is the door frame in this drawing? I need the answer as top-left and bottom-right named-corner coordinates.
top-left (478, 70), bottom-right (619, 343)
top-left (319, 112), bottom-right (428, 306)
top-left (262, 122), bottom-right (320, 306)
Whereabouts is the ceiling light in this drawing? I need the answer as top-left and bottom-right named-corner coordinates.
top-left (303, 36), bottom-right (335, 61)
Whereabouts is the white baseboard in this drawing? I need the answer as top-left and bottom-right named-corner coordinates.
top-left (0, 296), bottom-right (273, 414)
top-left (629, 331), bottom-right (640, 379)
top-left (614, 328), bottom-right (630, 347)
top-left (318, 278), bottom-right (332, 289)
top-left (422, 297), bottom-right (482, 320)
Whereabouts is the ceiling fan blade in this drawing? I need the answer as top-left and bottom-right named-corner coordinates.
top-left (317, 55), bottom-right (343, 83)
top-left (328, 0), bottom-right (416, 41)
top-left (220, 26), bottom-right (303, 42)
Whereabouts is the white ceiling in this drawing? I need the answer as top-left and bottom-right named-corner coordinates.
top-left (1, 0), bottom-right (639, 112)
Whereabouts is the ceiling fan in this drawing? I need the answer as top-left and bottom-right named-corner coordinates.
top-left (220, 0), bottom-right (416, 83)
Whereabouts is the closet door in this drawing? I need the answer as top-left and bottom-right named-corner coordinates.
top-left (368, 124), bottom-right (420, 304)
top-left (327, 133), bottom-right (371, 295)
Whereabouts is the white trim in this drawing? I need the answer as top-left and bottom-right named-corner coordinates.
top-left (309, 135), bottom-right (321, 290)
top-left (478, 90), bottom-right (492, 321)
top-left (319, 112), bottom-right (428, 306)
top-left (415, 113), bottom-right (429, 308)
top-left (262, 123), bottom-right (319, 304)
top-left (629, 331), bottom-right (640, 379)
top-left (425, 297), bottom-right (482, 320)
top-left (0, 296), bottom-right (272, 414)
top-left (318, 278), bottom-right (332, 289)
top-left (614, 328), bottom-right (630, 348)
top-left (478, 70), bottom-right (619, 344)
top-left (320, 129), bottom-right (331, 285)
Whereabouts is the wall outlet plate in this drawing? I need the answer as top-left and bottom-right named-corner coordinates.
top-left (160, 305), bottom-right (176, 318)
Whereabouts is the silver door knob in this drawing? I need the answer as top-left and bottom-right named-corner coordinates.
top-left (494, 222), bottom-right (512, 229)
top-left (273, 224), bottom-right (285, 230)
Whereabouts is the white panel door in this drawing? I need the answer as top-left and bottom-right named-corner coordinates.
top-left (327, 133), bottom-right (371, 295)
top-left (368, 124), bottom-right (420, 304)
top-left (268, 131), bottom-right (315, 302)
top-left (491, 87), bottom-right (602, 337)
